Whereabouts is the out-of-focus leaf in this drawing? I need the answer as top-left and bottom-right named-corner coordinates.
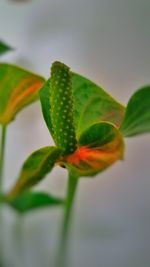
top-left (5, 191), bottom-right (63, 214)
top-left (120, 86), bottom-right (150, 136)
top-left (0, 64), bottom-right (45, 125)
top-left (0, 41), bottom-right (13, 56)
top-left (8, 146), bottom-right (61, 198)
top-left (40, 73), bottom-right (125, 139)
top-left (62, 122), bottom-right (124, 177)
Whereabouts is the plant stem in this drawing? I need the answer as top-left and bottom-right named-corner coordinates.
top-left (0, 125), bottom-right (7, 267)
top-left (0, 125), bottom-right (7, 193)
top-left (56, 170), bottom-right (78, 267)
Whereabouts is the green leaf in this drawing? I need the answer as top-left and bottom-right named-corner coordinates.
top-left (40, 73), bottom-right (125, 139)
top-left (78, 122), bottom-right (117, 147)
top-left (4, 191), bottom-right (63, 214)
top-left (62, 122), bottom-right (124, 177)
top-left (120, 86), bottom-right (150, 136)
top-left (8, 146), bottom-right (61, 198)
top-left (0, 64), bottom-right (45, 125)
top-left (0, 41), bottom-right (13, 56)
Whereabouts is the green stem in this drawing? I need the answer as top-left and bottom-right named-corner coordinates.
top-left (0, 125), bottom-right (7, 193)
top-left (56, 170), bottom-right (78, 267)
top-left (0, 125), bottom-right (7, 267)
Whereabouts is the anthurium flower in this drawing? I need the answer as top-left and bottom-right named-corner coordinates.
top-left (7, 61), bottom-right (125, 201)
top-left (40, 61), bottom-right (124, 177)
top-left (7, 61), bottom-right (150, 211)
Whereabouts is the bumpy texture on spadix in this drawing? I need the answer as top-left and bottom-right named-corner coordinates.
top-left (50, 61), bottom-right (77, 154)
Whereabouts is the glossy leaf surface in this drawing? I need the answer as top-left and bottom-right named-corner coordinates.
top-left (0, 64), bottom-right (45, 125)
top-left (62, 122), bottom-right (124, 177)
top-left (8, 146), bottom-right (61, 198)
top-left (40, 73), bottom-right (125, 139)
top-left (79, 122), bottom-right (117, 147)
top-left (120, 86), bottom-right (150, 136)
top-left (72, 73), bottom-right (125, 137)
top-left (5, 191), bottom-right (63, 214)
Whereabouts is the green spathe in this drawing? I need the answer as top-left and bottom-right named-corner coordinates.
top-left (40, 72), bottom-right (125, 139)
top-left (63, 122), bottom-right (124, 177)
top-left (79, 122), bottom-right (117, 147)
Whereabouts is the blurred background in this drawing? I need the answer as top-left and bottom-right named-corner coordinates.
top-left (0, 0), bottom-right (150, 266)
